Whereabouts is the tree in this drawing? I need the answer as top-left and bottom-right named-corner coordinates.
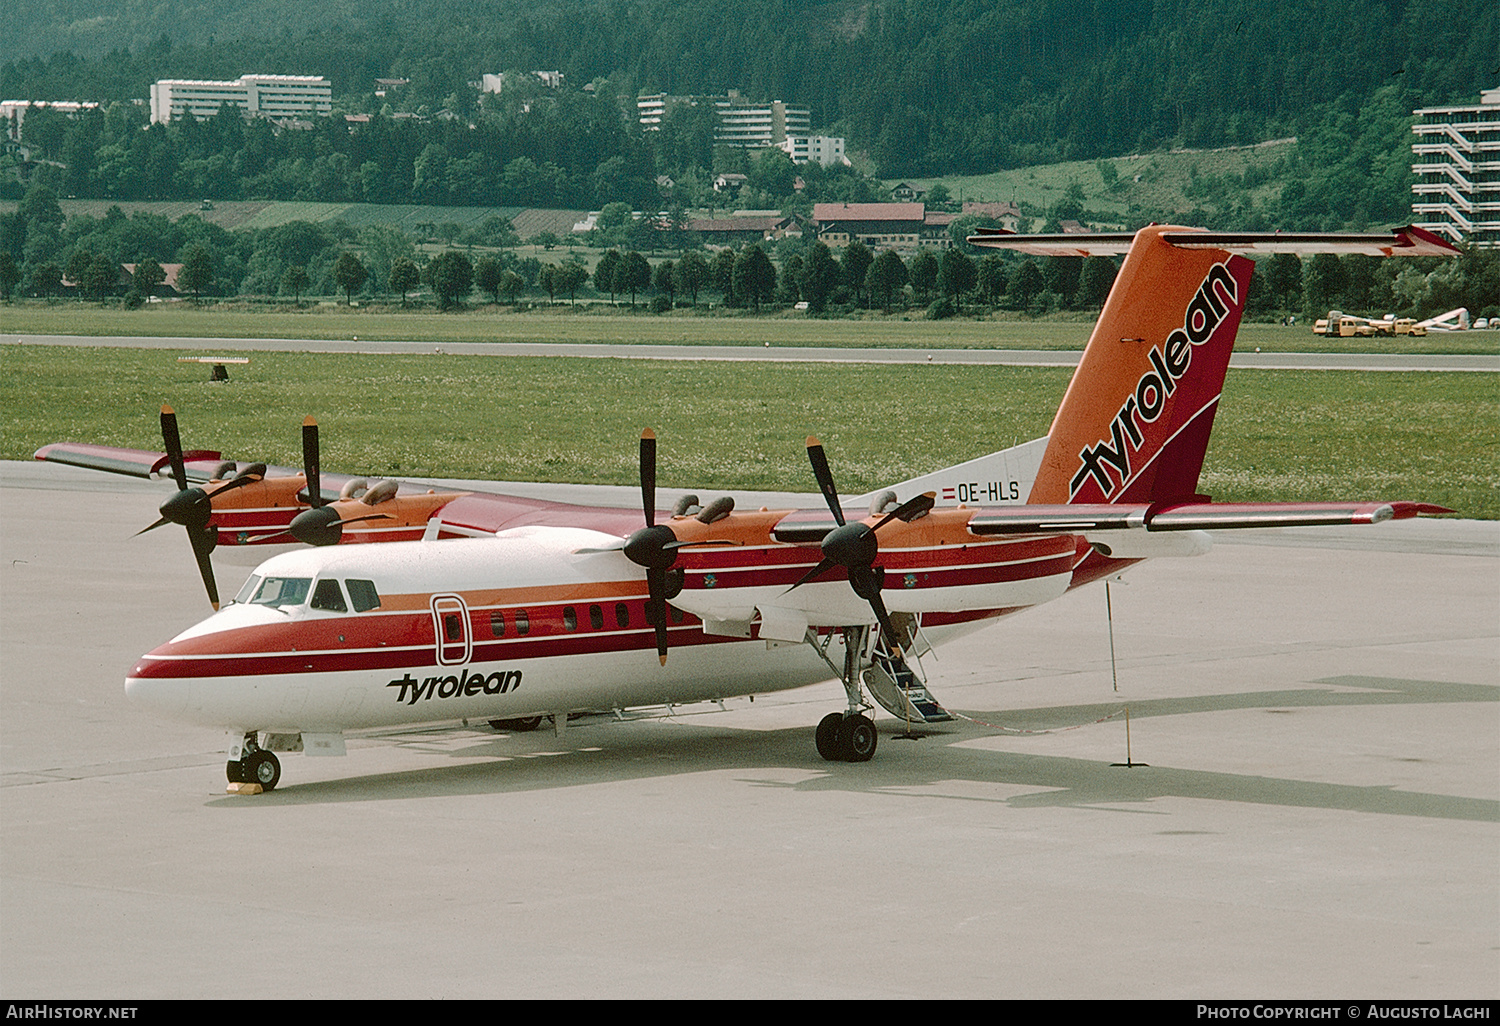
top-left (281, 265), bottom-right (310, 304)
top-left (28, 262), bottom-right (62, 299)
top-left (426, 251), bottom-right (473, 308)
top-left (800, 242), bottom-right (840, 313)
top-left (0, 253), bottom-right (18, 301)
top-left (555, 260), bottom-right (589, 304)
top-left (177, 244), bottom-right (214, 302)
top-left (499, 269), bottom-right (524, 305)
top-left (674, 250), bottom-right (708, 305)
top-left (908, 249), bottom-right (939, 300)
top-left (474, 255), bottom-right (504, 303)
top-left (976, 254), bottom-right (1007, 306)
top-left (332, 251), bottom-right (368, 304)
top-left (1003, 259), bottom-right (1044, 310)
top-left (132, 257), bottom-right (166, 297)
top-left (710, 248), bottom-right (737, 305)
top-left (615, 251), bottom-right (651, 306)
top-left (841, 240), bottom-right (874, 308)
top-left (939, 248), bottom-right (977, 305)
top-left (84, 254), bottom-right (120, 299)
top-left (389, 257), bottom-right (419, 306)
top-left (595, 249), bottom-right (622, 302)
top-left (733, 245), bottom-right (777, 312)
top-left (866, 250), bottom-right (908, 310)
top-left (653, 259), bottom-right (676, 306)
top-left (1077, 257), bottom-right (1117, 309)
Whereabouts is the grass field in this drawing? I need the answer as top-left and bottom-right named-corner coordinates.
top-left (4, 344), bottom-right (1494, 518)
top-left (6, 303), bottom-right (1499, 355)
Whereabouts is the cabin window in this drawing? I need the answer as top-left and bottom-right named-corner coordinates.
top-left (346, 579), bottom-right (381, 612)
top-left (248, 577), bottom-right (311, 608)
top-left (615, 602), bottom-right (630, 628)
top-left (515, 609), bottom-right (530, 635)
top-left (490, 610), bottom-right (506, 637)
top-left (563, 606), bottom-right (578, 631)
top-left (311, 579), bottom-right (347, 612)
top-left (589, 604), bottom-right (604, 630)
top-left (443, 613), bottom-right (463, 641)
top-left (670, 605), bottom-right (685, 625)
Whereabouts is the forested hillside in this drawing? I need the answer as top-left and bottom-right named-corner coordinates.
top-left (6, 0), bottom-right (1495, 177)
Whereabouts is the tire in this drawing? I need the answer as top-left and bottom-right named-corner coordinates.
top-left (489, 716), bottom-right (544, 732)
top-left (243, 750), bottom-right (281, 791)
top-left (838, 714), bottom-right (878, 763)
top-left (815, 712), bottom-right (845, 761)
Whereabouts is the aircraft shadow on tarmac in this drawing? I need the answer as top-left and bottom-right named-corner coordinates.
top-left (208, 675), bottom-right (1498, 823)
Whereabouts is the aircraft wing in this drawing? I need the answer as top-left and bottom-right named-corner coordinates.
top-left (968, 225), bottom-right (1460, 259)
top-left (964, 500), bottom-right (1451, 535)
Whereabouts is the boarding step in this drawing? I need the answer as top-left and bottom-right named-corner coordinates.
top-left (862, 661), bottom-right (953, 724)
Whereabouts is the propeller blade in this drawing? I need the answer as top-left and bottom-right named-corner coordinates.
top-left (783, 556), bottom-right (837, 595)
top-left (159, 405), bottom-right (187, 491)
top-left (805, 436), bottom-right (845, 526)
top-left (646, 567), bottom-right (670, 665)
top-left (136, 516), bottom-right (172, 536)
top-left (187, 524), bottom-right (219, 610)
top-left (640, 429), bottom-right (657, 527)
top-left (872, 492), bottom-right (936, 533)
top-left (302, 416), bottom-right (323, 508)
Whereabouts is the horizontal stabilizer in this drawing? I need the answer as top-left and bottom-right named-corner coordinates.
top-left (968, 225), bottom-right (1460, 259)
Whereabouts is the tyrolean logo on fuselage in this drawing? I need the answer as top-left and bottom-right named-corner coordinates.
top-left (387, 667), bottom-right (522, 705)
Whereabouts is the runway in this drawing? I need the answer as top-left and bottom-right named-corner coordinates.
top-left (1, 460), bottom-right (1495, 999)
top-left (5, 332), bottom-right (1499, 370)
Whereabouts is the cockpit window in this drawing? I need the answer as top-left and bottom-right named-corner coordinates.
top-left (233, 575), bottom-right (262, 605)
top-left (248, 577), bottom-right (312, 607)
top-left (311, 578), bottom-right (347, 612)
top-left (346, 579), bottom-right (381, 612)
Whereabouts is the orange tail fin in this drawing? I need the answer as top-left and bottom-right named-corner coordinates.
top-left (1028, 225), bottom-right (1252, 505)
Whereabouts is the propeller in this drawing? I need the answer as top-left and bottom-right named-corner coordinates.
top-left (139, 405), bottom-right (266, 610)
top-left (278, 416), bottom-right (390, 545)
top-left (786, 436), bottom-right (935, 656)
top-left (615, 430), bottom-right (738, 666)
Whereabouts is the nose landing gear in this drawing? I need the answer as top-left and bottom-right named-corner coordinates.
top-left (226, 733), bottom-right (281, 791)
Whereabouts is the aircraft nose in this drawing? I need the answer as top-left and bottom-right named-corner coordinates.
top-left (125, 664), bottom-right (190, 717)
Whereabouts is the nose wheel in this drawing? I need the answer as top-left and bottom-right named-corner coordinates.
top-left (226, 735), bottom-right (281, 791)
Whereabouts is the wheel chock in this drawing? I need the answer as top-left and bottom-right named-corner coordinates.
top-left (225, 782), bottom-right (263, 795)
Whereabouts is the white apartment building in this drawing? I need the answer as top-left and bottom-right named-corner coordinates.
top-left (777, 134), bottom-right (849, 167)
top-left (716, 97), bottom-right (810, 148)
top-left (150, 75), bottom-right (332, 124)
top-left (1411, 88), bottom-right (1499, 248)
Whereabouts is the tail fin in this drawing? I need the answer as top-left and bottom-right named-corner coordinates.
top-left (1031, 225), bottom-right (1250, 504)
top-left (966, 224), bottom-right (1459, 507)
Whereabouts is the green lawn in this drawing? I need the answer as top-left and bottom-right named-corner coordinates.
top-left (4, 344), bottom-right (1494, 517)
top-left (5, 302), bottom-right (1498, 355)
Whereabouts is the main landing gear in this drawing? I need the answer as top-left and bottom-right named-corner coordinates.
top-left (226, 733), bottom-right (281, 791)
top-left (808, 623), bottom-right (952, 763)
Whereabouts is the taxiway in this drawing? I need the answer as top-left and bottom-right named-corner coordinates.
top-left (1, 460), bottom-right (1495, 998)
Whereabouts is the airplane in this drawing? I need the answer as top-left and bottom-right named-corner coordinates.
top-left (35, 223), bottom-right (1460, 791)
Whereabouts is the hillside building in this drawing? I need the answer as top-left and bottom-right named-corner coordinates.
top-left (812, 202), bottom-right (955, 253)
top-left (1411, 88), bottom-right (1499, 248)
top-left (150, 75), bottom-right (331, 124)
top-left (637, 91), bottom-right (842, 163)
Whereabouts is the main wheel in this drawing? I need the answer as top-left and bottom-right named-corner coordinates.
top-left (243, 750), bottom-right (281, 791)
top-left (489, 716), bottom-right (544, 732)
top-left (815, 712), bottom-right (845, 761)
top-left (837, 714), bottom-right (878, 763)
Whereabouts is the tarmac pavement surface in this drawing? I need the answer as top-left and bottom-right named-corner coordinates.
top-left (1, 461), bottom-right (1495, 999)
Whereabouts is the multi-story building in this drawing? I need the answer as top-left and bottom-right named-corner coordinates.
top-left (638, 91), bottom-right (841, 163)
top-left (777, 134), bottom-right (848, 167)
top-left (1411, 88), bottom-right (1500, 248)
top-left (1, 100), bottom-right (98, 148)
top-left (149, 75), bottom-right (332, 124)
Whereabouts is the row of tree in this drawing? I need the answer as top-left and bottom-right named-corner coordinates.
top-left (3, 183), bottom-right (1495, 321)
